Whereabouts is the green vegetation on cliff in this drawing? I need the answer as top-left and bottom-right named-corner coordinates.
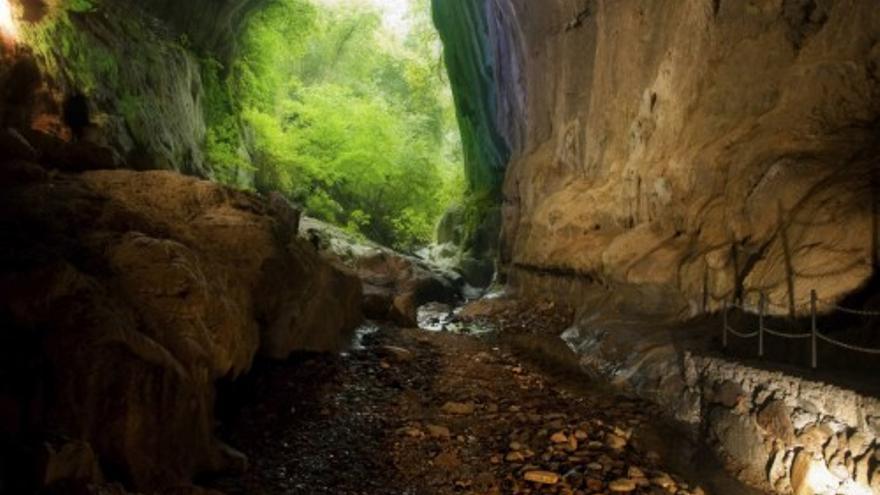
top-left (431, 0), bottom-right (509, 199)
top-left (204, 0), bottom-right (464, 251)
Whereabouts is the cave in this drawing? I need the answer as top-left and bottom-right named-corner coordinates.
top-left (1, 0), bottom-right (879, 494)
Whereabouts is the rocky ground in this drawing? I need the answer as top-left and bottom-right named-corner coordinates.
top-left (206, 318), bottom-right (759, 495)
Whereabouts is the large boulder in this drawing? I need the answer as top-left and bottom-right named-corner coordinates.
top-left (0, 166), bottom-right (362, 491)
top-left (301, 217), bottom-right (462, 326)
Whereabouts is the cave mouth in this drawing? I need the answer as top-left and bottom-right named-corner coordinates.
top-left (209, 0), bottom-right (466, 254)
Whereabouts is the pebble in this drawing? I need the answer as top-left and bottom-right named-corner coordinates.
top-left (652, 474), bottom-right (676, 489)
top-left (609, 478), bottom-right (637, 492)
top-left (606, 433), bottom-right (627, 450)
top-left (627, 466), bottom-right (645, 478)
top-left (550, 431), bottom-right (568, 444)
top-left (523, 470), bottom-right (559, 485)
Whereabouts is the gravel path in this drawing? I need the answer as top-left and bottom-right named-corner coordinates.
top-left (208, 324), bottom-right (758, 495)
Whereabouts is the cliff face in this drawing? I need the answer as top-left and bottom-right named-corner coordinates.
top-left (0, 159), bottom-right (362, 491)
top-left (1, 0), bottom-right (263, 177)
top-left (438, 0), bottom-right (880, 317)
top-left (1, 2), bottom-right (364, 490)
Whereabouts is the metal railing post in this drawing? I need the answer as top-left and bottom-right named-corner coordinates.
top-left (758, 293), bottom-right (765, 358)
top-left (811, 289), bottom-right (818, 369)
top-left (722, 298), bottom-right (728, 349)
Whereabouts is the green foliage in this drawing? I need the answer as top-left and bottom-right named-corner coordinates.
top-left (207, 0), bottom-right (465, 251)
top-left (67, 0), bottom-right (97, 12)
top-left (432, 0), bottom-right (509, 197)
top-left (23, 8), bottom-right (119, 94)
top-left (201, 58), bottom-right (253, 185)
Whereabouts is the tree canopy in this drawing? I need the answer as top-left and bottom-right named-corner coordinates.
top-left (203, 0), bottom-right (464, 251)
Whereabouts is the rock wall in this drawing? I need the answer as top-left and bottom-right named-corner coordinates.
top-left (0, 152), bottom-right (362, 490)
top-left (686, 356), bottom-right (880, 495)
top-left (436, 0), bottom-right (880, 317)
top-left (560, 310), bottom-right (880, 495)
top-left (1, 0), bottom-right (262, 177)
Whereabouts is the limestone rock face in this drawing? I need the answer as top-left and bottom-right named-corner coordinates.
top-left (1, 0), bottom-right (266, 178)
top-left (107, 0), bottom-right (267, 61)
top-left (486, 0), bottom-right (880, 316)
top-left (0, 167), bottom-right (362, 490)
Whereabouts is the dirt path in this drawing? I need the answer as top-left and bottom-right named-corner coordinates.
top-left (207, 325), bottom-right (745, 495)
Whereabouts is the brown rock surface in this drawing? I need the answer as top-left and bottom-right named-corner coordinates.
top-left (0, 168), bottom-right (362, 490)
top-left (757, 399), bottom-right (796, 443)
top-left (497, 0), bottom-right (880, 317)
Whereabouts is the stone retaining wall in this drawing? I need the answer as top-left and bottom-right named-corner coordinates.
top-left (683, 355), bottom-right (880, 495)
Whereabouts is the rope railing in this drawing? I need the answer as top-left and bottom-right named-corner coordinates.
top-left (722, 290), bottom-right (880, 369)
top-left (762, 326), bottom-right (811, 339)
top-left (817, 298), bottom-right (880, 317)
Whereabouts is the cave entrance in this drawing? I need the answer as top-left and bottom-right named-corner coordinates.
top-left (208, 0), bottom-right (465, 254)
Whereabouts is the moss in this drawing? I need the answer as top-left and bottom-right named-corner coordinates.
top-left (432, 0), bottom-right (508, 261)
top-left (68, 0), bottom-right (97, 13)
top-left (432, 0), bottom-right (509, 199)
top-left (199, 56), bottom-right (253, 186)
top-left (19, 2), bottom-right (209, 173)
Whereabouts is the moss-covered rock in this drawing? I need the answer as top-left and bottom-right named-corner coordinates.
top-left (432, 0), bottom-right (510, 197)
